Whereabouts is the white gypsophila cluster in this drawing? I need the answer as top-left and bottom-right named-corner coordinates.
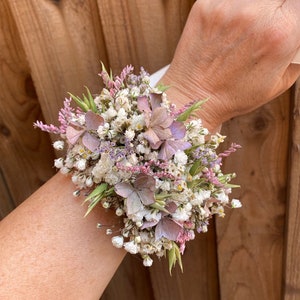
top-left (36, 65), bottom-right (241, 272)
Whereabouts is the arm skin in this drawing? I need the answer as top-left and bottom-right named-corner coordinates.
top-left (1, 0), bottom-right (300, 299)
top-left (0, 173), bottom-right (125, 299)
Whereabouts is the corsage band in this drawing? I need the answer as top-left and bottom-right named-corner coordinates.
top-left (35, 65), bottom-right (241, 273)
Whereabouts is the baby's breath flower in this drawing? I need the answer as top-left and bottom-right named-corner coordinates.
top-left (73, 190), bottom-right (80, 197)
top-left (202, 225), bottom-right (208, 233)
top-left (143, 256), bottom-right (153, 267)
top-left (54, 158), bottom-right (64, 169)
top-left (172, 203), bottom-right (192, 222)
top-left (134, 236), bottom-right (141, 243)
top-left (130, 114), bottom-right (145, 131)
top-left (85, 177), bottom-right (93, 187)
top-left (115, 95), bottom-right (131, 111)
top-left (136, 144), bottom-right (147, 154)
top-left (60, 166), bottom-right (70, 174)
top-left (116, 208), bottom-right (124, 216)
top-left (160, 181), bottom-right (171, 191)
top-left (53, 140), bottom-right (64, 150)
top-left (102, 201), bottom-right (110, 209)
top-left (102, 107), bottom-right (117, 121)
top-left (216, 191), bottom-right (229, 203)
top-left (212, 206), bottom-right (225, 217)
top-left (76, 159), bottom-right (86, 171)
top-left (231, 199), bottom-right (242, 208)
top-left (190, 190), bottom-right (211, 206)
top-left (100, 88), bottom-right (113, 101)
top-left (106, 229), bottom-right (113, 235)
top-left (112, 236), bottom-right (124, 248)
top-left (125, 129), bottom-right (135, 141)
top-left (130, 86), bottom-right (140, 98)
top-left (174, 150), bottom-right (188, 165)
top-left (124, 241), bottom-right (139, 254)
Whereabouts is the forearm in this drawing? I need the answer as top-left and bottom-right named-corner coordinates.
top-left (0, 173), bottom-right (125, 299)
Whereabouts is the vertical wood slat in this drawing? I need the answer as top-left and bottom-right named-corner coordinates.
top-left (283, 81), bottom-right (300, 299)
top-left (97, 0), bottom-right (194, 73)
top-left (149, 224), bottom-right (219, 300)
top-left (0, 0), bottom-right (55, 217)
top-left (8, 0), bottom-right (109, 130)
top-left (101, 255), bottom-right (154, 300)
top-left (216, 93), bottom-right (291, 299)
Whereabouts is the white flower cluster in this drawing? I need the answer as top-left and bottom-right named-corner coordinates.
top-left (37, 65), bottom-right (241, 272)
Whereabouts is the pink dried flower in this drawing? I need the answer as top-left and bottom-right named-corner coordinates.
top-left (219, 143), bottom-right (242, 158)
top-left (34, 98), bottom-right (74, 134)
top-left (66, 111), bottom-right (103, 151)
top-left (99, 64), bottom-right (134, 96)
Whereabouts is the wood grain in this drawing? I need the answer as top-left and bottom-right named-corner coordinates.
top-left (101, 255), bottom-right (154, 300)
top-left (149, 221), bottom-right (219, 300)
top-left (97, 0), bottom-right (194, 73)
top-left (8, 0), bottom-right (109, 131)
top-left (216, 92), bottom-right (291, 300)
top-left (283, 81), bottom-right (300, 299)
top-left (0, 0), bottom-right (55, 217)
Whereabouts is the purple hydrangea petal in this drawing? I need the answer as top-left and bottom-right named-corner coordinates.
top-left (66, 126), bottom-right (84, 145)
top-left (141, 220), bottom-right (159, 229)
top-left (82, 132), bottom-right (100, 151)
top-left (150, 107), bottom-right (173, 128)
top-left (137, 190), bottom-right (155, 205)
top-left (85, 111), bottom-right (104, 130)
top-left (158, 140), bottom-right (191, 161)
top-left (125, 193), bottom-right (145, 215)
top-left (143, 128), bottom-right (161, 147)
top-left (155, 218), bottom-right (182, 241)
top-left (115, 182), bottom-right (135, 198)
top-left (149, 93), bottom-right (163, 111)
top-left (170, 121), bottom-right (186, 139)
top-left (137, 96), bottom-right (151, 113)
top-left (134, 173), bottom-right (156, 190)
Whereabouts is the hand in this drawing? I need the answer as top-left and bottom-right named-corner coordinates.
top-left (162, 0), bottom-right (300, 131)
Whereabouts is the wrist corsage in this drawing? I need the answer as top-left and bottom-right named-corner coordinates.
top-left (35, 65), bottom-right (241, 273)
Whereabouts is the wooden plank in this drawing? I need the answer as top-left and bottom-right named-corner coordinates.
top-left (216, 92), bottom-right (291, 299)
top-left (101, 255), bottom-right (154, 300)
top-left (97, 0), bottom-right (194, 73)
top-left (0, 168), bottom-right (15, 219)
top-left (149, 222), bottom-right (219, 300)
top-left (0, 0), bottom-right (55, 217)
top-left (283, 81), bottom-right (300, 299)
top-left (8, 0), bottom-right (109, 129)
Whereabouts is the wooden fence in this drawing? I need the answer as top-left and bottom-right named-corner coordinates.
top-left (0, 1), bottom-right (299, 299)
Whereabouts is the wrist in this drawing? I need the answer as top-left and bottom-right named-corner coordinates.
top-left (160, 69), bottom-right (224, 133)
